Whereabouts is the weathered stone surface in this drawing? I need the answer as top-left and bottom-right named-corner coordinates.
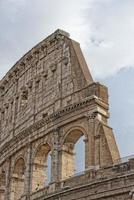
top-left (0, 29), bottom-right (131, 200)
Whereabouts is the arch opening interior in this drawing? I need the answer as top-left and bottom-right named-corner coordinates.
top-left (10, 158), bottom-right (25, 200)
top-left (32, 144), bottom-right (51, 192)
top-left (61, 130), bottom-right (86, 179)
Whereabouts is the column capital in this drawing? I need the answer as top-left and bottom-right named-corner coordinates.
top-left (83, 138), bottom-right (88, 143)
top-left (85, 112), bottom-right (97, 121)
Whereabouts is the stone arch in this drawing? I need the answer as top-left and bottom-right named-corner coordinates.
top-left (10, 157), bottom-right (26, 200)
top-left (32, 140), bottom-right (52, 159)
top-left (62, 126), bottom-right (88, 145)
top-left (61, 126), bottom-right (88, 179)
top-left (32, 142), bottom-right (52, 192)
top-left (0, 169), bottom-right (6, 200)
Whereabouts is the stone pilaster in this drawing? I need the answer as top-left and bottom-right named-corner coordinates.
top-left (24, 144), bottom-right (32, 199)
top-left (6, 159), bottom-right (11, 200)
top-left (51, 128), bottom-right (60, 183)
top-left (86, 112), bottom-right (97, 167)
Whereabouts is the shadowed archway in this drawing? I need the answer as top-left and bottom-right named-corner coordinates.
top-left (32, 143), bottom-right (52, 192)
top-left (61, 128), bottom-right (87, 179)
top-left (11, 158), bottom-right (26, 200)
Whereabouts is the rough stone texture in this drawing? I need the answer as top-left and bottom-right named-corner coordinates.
top-left (1, 29), bottom-right (132, 200)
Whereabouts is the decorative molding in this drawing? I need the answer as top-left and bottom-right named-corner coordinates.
top-left (0, 96), bottom-right (97, 164)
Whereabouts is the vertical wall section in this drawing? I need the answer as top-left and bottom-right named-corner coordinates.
top-left (0, 29), bottom-right (121, 200)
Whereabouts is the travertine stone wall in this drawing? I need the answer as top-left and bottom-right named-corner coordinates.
top-left (30, 159), bottom-right (134, 200)
top-left (0, 29), bottom-right (121, 200)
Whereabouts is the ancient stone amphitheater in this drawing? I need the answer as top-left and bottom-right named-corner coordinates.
top-left (0, 29), bottom-right (134, 200)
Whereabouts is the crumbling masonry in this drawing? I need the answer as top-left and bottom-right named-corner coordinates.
top-left (0, 29), bottom-right (134, 200)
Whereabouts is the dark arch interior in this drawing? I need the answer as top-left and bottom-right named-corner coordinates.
top-left (32, 143), bottom-right (51, 191)
top-left (11, 158), bottom-right (25, 200)
top-left (62, 129), bottom-right (86, 179)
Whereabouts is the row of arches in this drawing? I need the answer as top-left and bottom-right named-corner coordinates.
top-left (0, 128), bottom-right (87, 200)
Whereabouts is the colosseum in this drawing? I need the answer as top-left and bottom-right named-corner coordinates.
top-left (0, 29), bottom-right (134, 200)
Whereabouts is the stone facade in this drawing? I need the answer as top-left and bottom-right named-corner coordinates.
top-left (0, 29), bottom-right (133, 200)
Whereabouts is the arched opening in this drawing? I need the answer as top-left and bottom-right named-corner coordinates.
top-left (0, 170), bottom-right (6, 200)
top-left (61, 129), bottom-right (86, 179)
top-left (75, 135), bottom-right (85, 173)
top-left (32, 143), bottom-right (51, 192)
top-left (11, 158), bottom-right (25, 200)
top-left (46, 153), bottom-right (52, 185)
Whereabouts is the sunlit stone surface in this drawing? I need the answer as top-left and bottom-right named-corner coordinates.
top-left (1, 30), bottom-right (133, 200)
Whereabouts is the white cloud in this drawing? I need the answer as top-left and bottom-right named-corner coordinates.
top-left (82, 0), bottom-right (134, 78)
top-left (0, 0), bottom-right (134, 79)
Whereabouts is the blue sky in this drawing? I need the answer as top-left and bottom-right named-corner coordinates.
top-left (102, 68), bottom-right (134, 157)
top-left (0, 0), bottom-right (134, 158)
